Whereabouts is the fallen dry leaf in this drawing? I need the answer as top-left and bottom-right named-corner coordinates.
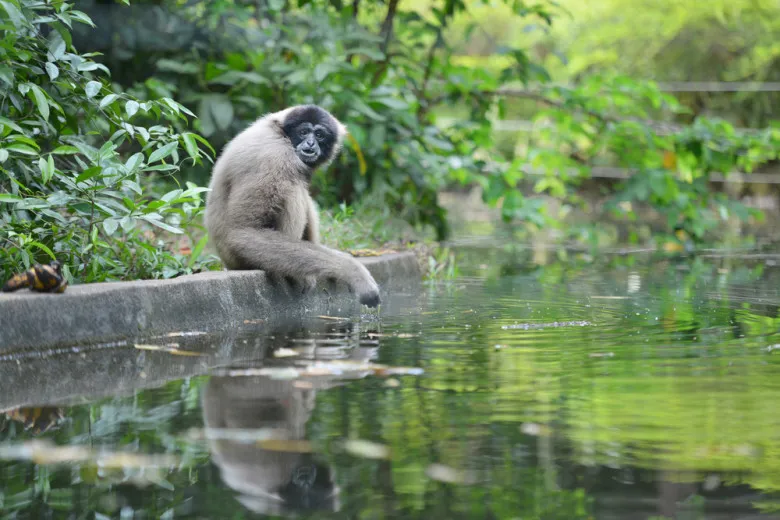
top-left (348, 248), bottom-right (398, 257)
top-left (273, 348), bottom-right (299, 358)
top-left (134, 344), bottom-right (202, 357)
top-left (258, 439), bottom-right (313, 453)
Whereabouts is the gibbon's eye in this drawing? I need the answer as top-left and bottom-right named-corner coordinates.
top-left (298, 127), bottom-right (308, 138)
top-left (315, 130), bottom-right (325, 141)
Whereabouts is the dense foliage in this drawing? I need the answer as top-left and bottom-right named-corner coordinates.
top-left (2, 0), bottom-right (779, 285)
top-left (496, 76), bottom-right (780, 241)
top-left (0, 0), bottom-right (215, 283)
top-left (71, 0), bottom-right (560, 241)
top-left (75, 0), bottom-right (780, 245)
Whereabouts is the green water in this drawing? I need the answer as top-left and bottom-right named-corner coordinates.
top-left (2, 246), bottom-right (780, 519)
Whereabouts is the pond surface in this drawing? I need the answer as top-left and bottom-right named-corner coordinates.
top-left (3, 243), bottom-right (780, 519)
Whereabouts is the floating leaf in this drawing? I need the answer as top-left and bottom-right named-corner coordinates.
top-left (273, 348), bottom-right (299, 358)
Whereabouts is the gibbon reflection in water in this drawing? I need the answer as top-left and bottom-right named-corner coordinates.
top-left (201, 375), bottom-right (338, 515)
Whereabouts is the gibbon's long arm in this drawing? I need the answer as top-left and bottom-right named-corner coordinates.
top-left (221, 227), bottom-right (380, 307)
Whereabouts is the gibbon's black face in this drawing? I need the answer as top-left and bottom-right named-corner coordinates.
top-left (282, 105), bottom-right (339, 169)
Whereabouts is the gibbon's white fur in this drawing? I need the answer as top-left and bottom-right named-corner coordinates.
top-left (205, 105), bottom-right (380, 307)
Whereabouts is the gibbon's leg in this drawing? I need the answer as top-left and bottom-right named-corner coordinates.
top-left (225, 227), bottom-right (380, 307)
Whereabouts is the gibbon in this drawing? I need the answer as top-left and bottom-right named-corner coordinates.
top-left (205, 105), bottom-right (380, 307)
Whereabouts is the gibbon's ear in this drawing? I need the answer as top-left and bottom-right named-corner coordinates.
top-left (267, 107), bottom-right (296, 135)
top-left (336, 121), bottom-right (348, 142)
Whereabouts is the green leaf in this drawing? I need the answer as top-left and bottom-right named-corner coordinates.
top-left (140, 215), bottom-right (183, 234)
top-left (7, 135), bottom-right (39, 148)
top-left (156, 60), bottom-right (199, 74)
top-left (205, 95), bottom-right (233, 131)
top-left (28, 241), bottom-right (56, 260)
top-left (28, 84), bottom-right (50, 121)
top-left (45, 62), bottom-right (59, 81)
top-left (103, 218), bottom-right (118, 235)
top-left (48, 32), bottom-right (67, 60)
top-left (85, 81), bottom-right (102, 99)
top-left (76, 166), bottom-right (102, 183)
top-left (6, 143), bottom-right (38, 155)
top-left (0, 149), bottom-right (8, 163)
top-left (125, 100), bottom-right (140, 118)
top-left (348, 47), bottom-right (385, 60)
top-left (0, 193), bottom-right (22, 203)
top-left (69, 10), bottom-right (95, 27)
top-left (0, 66), bottom-right (12, 87)
top-left (314, 63), bottom-right (338, 82)
top-left (0, 116), bottom-right (24, 133)
top-left (190, 133), bottom-right (215, 155)
top-left (148, 141), bottom-right (179, 164)
top-left (350, 98), bottom-right (385, 121)
top-left (99, 94), bottom-right (119, 109)
top-left (181, 133), bottom-right (200, 164)
top-left (188, 233), bottom-right (209, 267)
top-left (124, 152), bottom-right (144, 173)
top-left (120, 216), bottom-right (135, 231)
top-left (52, 145), bottom-right (80, 155)
top-left (39, 156), bottom-right (54, 184)
top-left (0, 1), bottom-right (25, 29)
top-left (373, 97), bottom-right (408, 110)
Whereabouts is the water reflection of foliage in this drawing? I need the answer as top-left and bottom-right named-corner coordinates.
top-left (326, 251), bottom-right (780, 515)
top-left (2, 252), bottom-right (780, 516)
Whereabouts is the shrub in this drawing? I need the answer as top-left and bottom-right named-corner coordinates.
top-left (0, 0), bottom-right (215, 284)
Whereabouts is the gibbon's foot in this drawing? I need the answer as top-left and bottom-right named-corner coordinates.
top-left (285, 275), bottom-right (317, 295)
top-left (302, 276), bottom-right (318, 294)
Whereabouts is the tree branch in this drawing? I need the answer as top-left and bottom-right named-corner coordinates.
top-left (370, 0), bottom-right (400, 86)
top-left (379, 0), bottom-right (400, 55)
top-left (415, 28), bottom-right (446, 120)
top-left (345, 0), bottom-right (362, 63)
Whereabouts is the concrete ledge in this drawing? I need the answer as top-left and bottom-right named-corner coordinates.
top-left (0, 252), bottom-right (420, 353)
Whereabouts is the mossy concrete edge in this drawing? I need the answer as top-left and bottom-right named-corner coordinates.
top-left (0, 252), bottom-right (421, 353)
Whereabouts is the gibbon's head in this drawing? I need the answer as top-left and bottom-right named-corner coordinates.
top-left (280, 105), bottom-right (347, 170)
